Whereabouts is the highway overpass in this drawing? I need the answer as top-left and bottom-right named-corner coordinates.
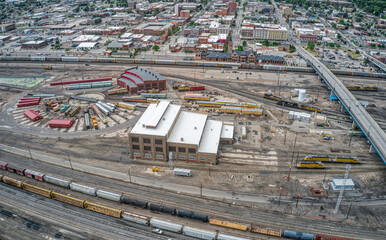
top-left (365, 53), bottom-right (386, 73)
top-left (297, 46), bottom-right (386, 164)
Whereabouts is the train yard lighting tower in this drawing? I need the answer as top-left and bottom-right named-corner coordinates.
top-left (333, 164), bottom-right (351, 214)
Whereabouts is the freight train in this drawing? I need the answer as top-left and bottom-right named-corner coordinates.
top-left (296, 161), bottom-right (325, 169)
top-left (1, 55), bottom-right (384, 78)
top-left (304, 155), bottom-right (359, 164)
top-left (178, 85), bottom-right (206, 91)
top-left (0, 161), bottom-right (355, 240)
top-left (346, 84), bottom-right (378, 91)
top-left (277, 100), bottom-right (323, 113)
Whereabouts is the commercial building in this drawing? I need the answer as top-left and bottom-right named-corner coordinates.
top-left (331, 179), bottom-right (354, 190)
top-left (117, 67), bottom-right (166, 94)
top-left (0, 23), bottom-right (16, 33)
top-left (72, 35), bottom-right (101, 43)
top-left (132, 22), bottom-right (173, 36)
top-left (82, 27), bottom-right (126, 35)
top-left (21, 40), bottom-right (47, 49)
top-left (241, 24), bottom-right (287, 41)
top-left (129, 101), bottom-right (234, 164)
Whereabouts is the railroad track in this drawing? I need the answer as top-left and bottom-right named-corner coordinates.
top-left (0, 183), bottom-right (167, 240)
top-left (2, 153), bottom-right (384, 240)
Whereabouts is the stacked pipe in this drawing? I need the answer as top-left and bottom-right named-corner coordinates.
top-left (17, 97), bottom-right (41, 108)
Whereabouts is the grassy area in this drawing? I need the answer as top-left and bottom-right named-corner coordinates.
top-left (304, 47), bottom-right (318, 56)
top-left (0, 76), bottom-right (47, 88)
top-left (345, 49), bottom-right (361, 59)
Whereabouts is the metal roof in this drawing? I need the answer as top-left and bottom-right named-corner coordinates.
top-left (198, 120), bottom-right (223, 154)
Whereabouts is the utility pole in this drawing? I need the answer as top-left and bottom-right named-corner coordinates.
top-left (296, 194), bottom-right (300, 208)
top-left (68, 155), bottom-right (73, 170)
top-left (284, 129), bottom-right (287, 145)
top-left (346, 203), bottom-right (352, 219)
top-left (127, 168), bottom-right (132, 183)
top-left (293, 132), bottom-right (298, 149)
top-left (200, 183), bottom-right (203, 197)
top-left (278, 187), bottom-right (283, 206)
top-left (28, 147), bottom-right (32, 159)
top-left (334, 164), bottom-right (351, 214)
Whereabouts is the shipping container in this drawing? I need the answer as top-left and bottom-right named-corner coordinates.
top-left (0, 161), bottom-right (8, 170)
top-left (69, 182), bottom-right (97, 196)
top-left (22, 183), bottom-right (52, 198)
top-left (182, 226), bottom-right (216, 240)
top-left (84, 201), bottom-right (122, 218)
top-left (44, 175), bottom-right (71, 188)
top-left (122, 211), bottom-right (150, 225)
top-left (121, 197), bottom-right (148, 208)
top-left (24, 109), bottom-right (42, 122)
top-left (209, 219), bottom-right (248, 231)
top-left (96, 189), bottom-right (122, 202)
top-left (51, 191), bottom-right (85, 208)
top-left (217, 233), bottom-right (251, 240)
top-left (50, 77), bottom-right (112, 86)
top-left (2, 176), bottom-right (22, 188)
top-left (24, 169), bottom-right (45, 181)
top-left (150, 218), bottom-right (183, 233)
top-left (283, 230), bottom-right (315, 240)
top-left (6, 164), bottom-right (25, 175)
top-left (49, 119), bottom-right (74, 128)
top-left (174, 168), bottom-right (192, 177)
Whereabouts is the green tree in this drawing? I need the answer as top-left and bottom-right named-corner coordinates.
top-left (307, 41), bottom-right (315, 51)
top-left (364, 58), bottom-right (370, 65)
top-left (242, 41), bottom-right (247, 47)
top-left (289, 45), bottom-right (296, 53)
top-left (152, 45), bottom-right (160, 51)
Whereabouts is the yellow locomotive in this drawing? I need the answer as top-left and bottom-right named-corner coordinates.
top-left (297, 161), bottom-right (325, 169)
top-left (333, 156), bottom-right (359, 164)
top-left (304, 155), bottom-right (330, 161)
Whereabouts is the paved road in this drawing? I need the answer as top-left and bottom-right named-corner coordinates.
top-left (0, 183), bottom-right (182, 240)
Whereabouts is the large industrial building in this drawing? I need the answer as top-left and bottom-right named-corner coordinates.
top-left (117, 67), bottom-right (166, 93)
top-left (129, 101), bottom-right (234, 164)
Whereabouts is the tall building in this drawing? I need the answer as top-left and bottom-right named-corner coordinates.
top-left (175, 4), bottom-right (182, 17)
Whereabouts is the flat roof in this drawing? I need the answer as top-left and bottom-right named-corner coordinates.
top-left (131, 102), bottom-right (181, 136)
top-left (198, 120), bottom-right (223, 154)
top-left (332, 179), bottom-right (354, 186)
top-left (145, 101), bottom-right (170, 128)
top-left (220, 124), bottom-right (234, 140)
top-left (77, 42), bottom-right (98, 48)
top-left (167, 111), bottom-right (207, 145)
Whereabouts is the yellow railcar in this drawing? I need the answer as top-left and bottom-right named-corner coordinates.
top-left (178, 86), bottom-right (190, 91)
top-left (209, 219), bottom-right (248, 231)
top-left (51, 192), bottom-right (85, 208)
top-left (250, 227), bottom-right (281, 237)
top-left (22, 183), bottom-right (52, 198)
top-left (84, 201), bottom-right (122, 218)
top-left (118, 102), bottom-right (135, 110)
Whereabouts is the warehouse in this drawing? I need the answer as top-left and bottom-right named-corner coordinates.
top-left (21, 40), bottom-right (47, 49)
top-left (117, 67), bottom-right (166, 93)
top-left (129, 101), bottom-right (234, 164)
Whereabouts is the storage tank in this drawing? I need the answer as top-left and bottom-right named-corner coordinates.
top-left (298, 89), bottom-right (306, 101)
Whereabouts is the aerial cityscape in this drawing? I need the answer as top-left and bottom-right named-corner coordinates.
top-left (0, 0), bottom-right (385, 239)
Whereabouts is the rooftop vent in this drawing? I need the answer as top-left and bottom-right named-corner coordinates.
top-left (162, 117), bottom-right (165, 120)
top-left (180, 137), bottom-right (184, 141)
top-left (142, 124), bottom-right (145, 127)
top-left (194, 126), bottom-right (197, 130)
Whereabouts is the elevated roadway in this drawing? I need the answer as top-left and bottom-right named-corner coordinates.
top-left (297, 46), bottom-right (386, 164)
top-left (364, 53), bottom-right (386, 73)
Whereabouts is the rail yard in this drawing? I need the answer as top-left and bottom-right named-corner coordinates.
top-left (0, 60), bottom-right (385, 240)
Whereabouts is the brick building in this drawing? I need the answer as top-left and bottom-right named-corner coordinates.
top-left (117, 67), bottom-right (166, 94)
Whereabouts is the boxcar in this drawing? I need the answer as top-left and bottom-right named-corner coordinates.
top-left (315, 234), bottom-right (355, 240)
top-left (84, 201), bottom-right (122, 218)
top-left (6, 164), bottom-right (25, 175)
top-left (24, 169), bottom-right (45, 181)
top-left (0, 161), bottom-right (8, 170)
top-left (182, 226), bottom-right (216, 240)
top-left (51, 192), bottom-right (85, 208)
top-left (250, 227), bottom-right (281, 237)
top-left (22, 183), bottom-right (52, 198)
top-left (150, 218), bottom-right (183, 233)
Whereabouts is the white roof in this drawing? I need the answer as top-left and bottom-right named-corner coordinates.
top-left (121, 33), bottom-right (133, 39)
top-left (145, 101), bottom-right (170, 128)
top-left (198, 120), bottom-right (222, 154)
top-left (73, 35), bottom-right (100, 42)
top-left (167, 111), bottom-right (207, 145)
top-left (77, 42), bottom-right (98, 48)
top-left (332, 179), bottom-right (354, 186)
top-left (220, 125), bottom-right (234, 140)
top-left (131, 102), bottom-right (181, 136)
